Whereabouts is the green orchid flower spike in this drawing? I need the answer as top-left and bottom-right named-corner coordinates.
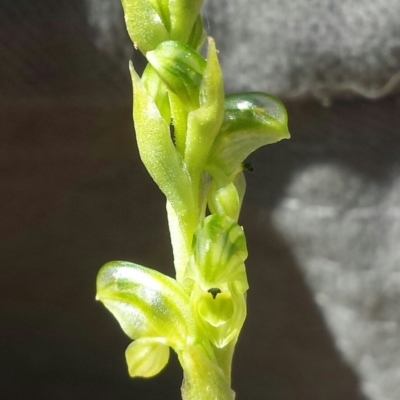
top-left (95, 1), bottom-right (290, 399)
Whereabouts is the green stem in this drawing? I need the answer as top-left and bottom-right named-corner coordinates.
top-left (212, 339), bottom-right (237, 385)
top-left (179, 342), bottom-right (235, 400)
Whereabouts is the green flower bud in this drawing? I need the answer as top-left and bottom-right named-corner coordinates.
top-left (207, 167), bottom-right (246, 221)
top-left (147, 41), bottom-right (206, 111)
top-left (208, 92), bottom-right (290, 175)
top-left (96, 261), bottom-right (194, 350)
top-left (147, 38), bottom-right (224, 179)
top-left (121, 0), bottom-right (204, 54)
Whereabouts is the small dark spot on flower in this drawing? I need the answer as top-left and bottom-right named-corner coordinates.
top-left (207, 287), bottom-right (221, 299)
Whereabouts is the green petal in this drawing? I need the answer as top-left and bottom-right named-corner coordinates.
top-left (192, 282), bottom-right (247, 348)
top-left (125, 337), bottom-right (170, 378)
top-left (96, 261), bottom-right (193, 349)
top-left (197, 284), bottom-right (234, 327)
top-left (208, 92), bottom-right (290, 175)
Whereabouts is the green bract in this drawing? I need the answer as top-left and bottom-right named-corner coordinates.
top-left (96, 1), bottom-right (290, 399)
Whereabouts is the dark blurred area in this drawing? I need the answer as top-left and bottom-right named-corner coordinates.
top-left (1, 1), bottom-right (399, 400)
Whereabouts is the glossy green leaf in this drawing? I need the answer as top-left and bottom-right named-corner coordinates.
top-left (125, 337), bottom-right (170, 377)
top-left (208, 92), bottom-right (290, 175)
top-left (96, 261), bottom-right (193, 349)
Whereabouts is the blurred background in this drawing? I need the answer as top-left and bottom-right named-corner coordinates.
top-left (1, 0), bottom-right (400, 399)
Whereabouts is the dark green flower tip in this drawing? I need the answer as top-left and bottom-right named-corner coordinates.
top-left (208, 92), bottom-right (290, 175)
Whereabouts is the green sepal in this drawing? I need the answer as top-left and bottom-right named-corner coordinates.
top-left (184, 214), bottom-right (248, 292)
top-left (147, 41), bottom-right (206, 111)
top-left (208, 92), bottom-right (290, 175)
top-left (125, 337), bottom-right (170, 378)
top-left (130, 62), bottom-right (196, 230)
top-left (96, 261), bottom-right (194, 350)
top-left (184, 38), bottom-right (224, 177)
top-left (121, 0), bottom-right (170, 54)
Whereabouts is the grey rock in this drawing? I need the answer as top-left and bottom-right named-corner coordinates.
top-left (85, 0), bottom-right (400, 99)
top-left (202, 0), bottom-right (400, 99)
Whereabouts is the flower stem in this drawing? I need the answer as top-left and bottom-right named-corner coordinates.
top-left (179, 343), bottom-right (235, 400)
